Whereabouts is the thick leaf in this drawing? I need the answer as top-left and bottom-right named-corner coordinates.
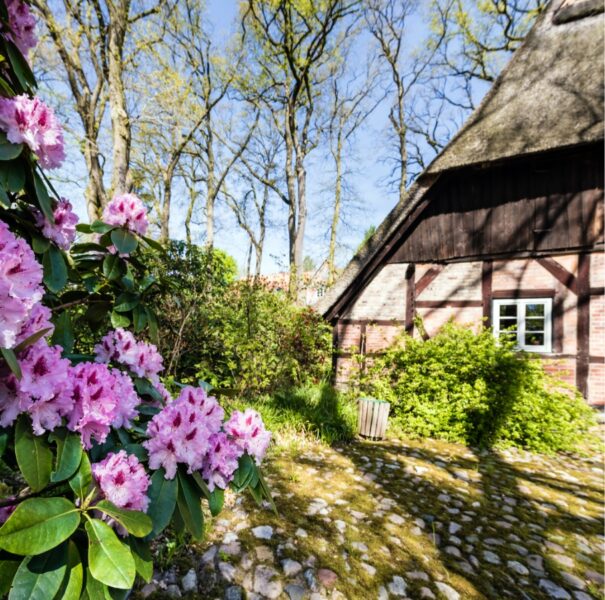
top-left (43, 246), bottom-right (68, 293)
top-left (141, 235), bottom-right (163, 251)
top-left (110, 311), bottom-right (130, 328)
top-left (102, 254), bottom-right (126, 281)
top-left (85, 518), bottom-right (135, 590)
top-left (75, 223), bottom-right (93, 234)
top-left (113, 292), bottom-right (139, 313)
top-left (0, 159), bottom-right (25, 193)
top-left (51, 311), bottom-right (74, 354)
top-left (84, 567), bottom-right (110, 600)
top-left (145, 469), bottom-right (177, 540)
top-left (110, 229), bottom-right (138, 254)
top-left (257, 468), bottom-right (277, 514)
top-left (55, 541), bottom-right (83, 600)
top-left (69, 452), bottom-right (93, 501)
top-left (191, 472), bottom-right (211, 499)
top-left (0, 556), bottom-right (20, 597)
top-left (90, 220), bottom-right (115, 234)
top-left (94, 501), bottom-right (152, 538)
top-left (145, 306), bottom-right (159, 344)
top-left (208, 488), bottom-right (224, 517)
top-left (176, 471), bottom-right (203, 540)
top-left (8, 543), bottom-right (67, 600)
top-left (0, 430), bottom-right (7, 460)
top-left (132, 304), bottom-right (148, 333)
top-left (231, 453), bottom-right (255, 492)
top-left (0, 133), bottom-right (22, 161)
top-left (0, 498), bottom-right (80, 555)
top-left (50, 430), bottom-right (82, 483)
top-left (126, 537), bottom-right (152, 583)
top-left (15, 416), bottom-right (52, 492)
top-left (134, 378), bottom-right (163, 403)
top-left (0, 348), bottom-right (21, 379)
top-left (13, 327), bottom-right (52, 353)
top-left (32, 171), bottom-right (53, 223)
top-left (5, 41), bottom-right (36, 92)
top-left (0, 186), bottom-right (9, 208)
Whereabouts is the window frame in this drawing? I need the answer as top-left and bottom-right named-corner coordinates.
top-left (492, 297), bottom-right (553, 353)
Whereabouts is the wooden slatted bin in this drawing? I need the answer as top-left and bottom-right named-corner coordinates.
top-left (357, 397), bottom-right (390, 440)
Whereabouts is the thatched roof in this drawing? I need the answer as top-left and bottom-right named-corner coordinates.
top-left (318, 0), bottom-right (604, 320)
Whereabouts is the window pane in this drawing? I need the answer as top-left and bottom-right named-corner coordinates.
top-left (525, 333), bottom-right (544, 346)
top-left (499, 304), bottom-right (517, 317)
top-left (526, 303), bottom-right (545, 317)
top-left (526, 318), bottom-right (545, 332)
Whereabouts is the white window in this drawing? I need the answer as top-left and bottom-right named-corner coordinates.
top-left (492, 298), bottom-right (553, 353)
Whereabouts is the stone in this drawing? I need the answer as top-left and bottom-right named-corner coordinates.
top-left (483, 551), bottom-right (501, 565)
top-left (510, 543), bottom-right (529, 556)
top-left (295, 528), bottom-right (308, 538)
top-left (165, 584), bottom-right (182, 598)
top-left (584, 570), bottom-right (604, 585)
top-left (420, 588), bottom-right (436, 599)
top-left (378, 586), bottom-right (389, 600)
top-left (552, 555), bottom-right (574, 568)
top-left (538, 579), bottom-right (571, 600)
top-left (202, 545), bottom-right (218, 564)
top-left (317, 568), bottom-right (338, 588)
top-left (223, 532), bottom-right (238, 543)
top-left (282, 559), bottom-right (303, 577)
top-left (527, 555), bottom-right (544, 571)
top-left (253, 565), bottom-right (283, 599)
top-left (572, 593), bottom-right (593, 600)
top-left (445, 546), bottom-right (462, 558)
top-left (304, 568), bottom-right (319, 592)
top-left (252, 525), bottom-right (274, 540)
top-left (255, 546), bottom-right (274, 562)
top-left (140, 583), bottom-right (158, 598)
top-left (334, 520), bottom-right (346, 533)
top-left (560, 572), bottom-right (586, 591)
top-left (285, 584), bottom-right (307, 600)
top-left (220, 542), bottom-right (241, 556)
top-left (361, 563), bottom-right (376, 576)
top-left (449, 522), bottom-right (462, 535)
top-left (225, 586), bottom-right (243, 600)
top-left (507, 561), bottom-right (529, 576)
top-left (388, 576), bottom-right (407, 596)
top-left (351, 541), bottom-right (368, 552)
top-left (388, 513), bottom-right (405, 525)
top-left (181, 569), bottom-right (198, 592)
top-left (435, 582), bottom-right (460, 600)
top-left (406, 570), bottom-right (429, 582)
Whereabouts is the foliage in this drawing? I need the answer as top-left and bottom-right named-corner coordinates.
top-left (359, 322), bottom-right (596, 452)
top-left (149, 249), bottom-right (333, 397)
top-left (0, 5), bottom-right (272, 598)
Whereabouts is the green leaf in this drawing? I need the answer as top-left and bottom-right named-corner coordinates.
top-left (0, 556), bottom-right (20, 597)
top-left (32, 171), bottom-right (53, 223)
top-left (50, 430), bottom-right (82, 483)
top-left (208, 488), bottom-right (224, 517)
top-left (0, 186), bottom-right (9, 208)
top-left (0, 133), bottom-right (22, 161)
top-left (75, 223), bottom-right (93, 234)
top-left (0, 430), bottom-right (8, 460)
top-left (94, 501), bottom-right (152, 538)
top-left (114, 292), bottom-right (139, 313)
top-left (231, 453), bottom-right (255, 492)
top-left (5, 41), bottom-right (36, 91)
top-left (134, 378), bottom-right (163, 403)
top-left (132, 305), bottom-right (148, 333)
top-left (0, 159), bottom-right (25, 192)
top-left (0, 348), bottom-right (21, 379)
top-left (102, 254), bottom-right (126, 281)
top-left (176, 471), bottom-right (204, 540)
top-left (126, 537), bottom-right (152, 583)
top-left (15, 416), bottom-right (52, 492)
top-left (69, 452), bottom-right (93, 501)
top-left (55, 541), bottom-right (83, 600)
top-left (8, 544), bottom-right (67, 600)
top-left (145, 306), bottom-right (159, 344)
top-left (13, 327), bottom-right (52, 354)
top-left (257, 468), bottom-right (277, 514)
top-left (110, 229), bottom-right (138, 254)
top-left (85, 518), bottom-right (135, 590)
top-left (43, 246), bottom-right (68, 293)
top-left (0, 498), bottom-right (80, 556)
top-left (141, 235), bottom-right (163, 251)
top-left (145, 469), bottom-right (177, 540)
top-left (84, 567), bottom-right (110, 600)
top-left (31, 235), bottom-right (50, 254)
top-left (90, 220), bottom-right (115, 234)
top-left (51, 311), bottom-right (74, 354)
top-left (110, 311), bottom-right (130, 328)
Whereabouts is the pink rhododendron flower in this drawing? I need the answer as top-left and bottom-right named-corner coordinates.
top-left (111, 369), bottom-right (139, 429)
top-left (0, 95), bottom-right (65, 169)
top-left (15, 303), bottom-right (54, 345)
top-left (92, 451), bottom-right (150, 513)
top-left (0, 373), bottom-right (22, 428)
top-left (35, 198), bottom-right (78, 250)
top-left (0, 498), bottom-right (16, 524)
top-left (0, 219), bottom-right (43, 348)
top-left (224, 409), bottom-right (271, 465)
top-left (202, 432), bottom-right (242, 491)
top-left (94, 328), bottom-right (164, 384)
top-left (68, 362), bottom-right (140, 449)
top-left (5, 0), bottom-right (37, 56)
top-left (144, 386), bottom-right (224, 479)
top-left (102, 193), bottom-right (149, 236)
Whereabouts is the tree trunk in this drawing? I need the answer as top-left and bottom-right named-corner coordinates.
top-left (160, 166), bottom-right (175, 243)
top-left (205, 118), bottom-right (216, 247)
top-left (284, 103), bottom-right (299, 299)
top-left (328, 126), bottom-right (343, 285)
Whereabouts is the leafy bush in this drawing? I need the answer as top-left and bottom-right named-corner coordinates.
top-left (150, 252), bottom-right (333, 397)
top-left (361, 322), bottom-right (596, 452)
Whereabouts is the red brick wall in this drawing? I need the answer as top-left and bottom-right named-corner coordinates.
top-left (334, 251), bottom-right (605, 405)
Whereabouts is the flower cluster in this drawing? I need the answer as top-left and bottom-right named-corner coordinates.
top-left (15, 303), bottom-right (54, 345)
top-left (102, 193), bottom-right (149, 236)
top-left (0, 219), bottom-right (43, 349)
top-left (224, 408), bottom-right (272, 465)
top-left (145, 385), bottom-right (270, 489)
top-left (35, 198), bottom-right (79, 250)
top-left (5, 0), bottom-right (37, 56)
top-left (92, 451), bottom-right (150, 513)
top-left (0, 95), bottom-right (65, 169)
top-left (94, 328), bottom-right (164, 384)
top-left (69, 363), bottom-right (139, 449)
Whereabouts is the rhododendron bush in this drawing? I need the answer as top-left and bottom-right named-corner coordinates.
top-left (0, 2), bottom-right (273, 598)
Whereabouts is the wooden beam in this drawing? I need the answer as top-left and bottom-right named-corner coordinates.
top-left (576, 253), bottom-right (590, 397)
top-left (415, 265), bottom-right (444, 297)
top-left (482, 260), bottom-right (493, 326)
top-left (405, 263), bottom-right (416, 335)
top-left (491, 289), bottom-right (556, 299)
top-left (338, 318), bottom-right (406, 326)
top-left (537, 257), bottom-right (578, 294)
top-left (416, 300), bottom-right (482, 308)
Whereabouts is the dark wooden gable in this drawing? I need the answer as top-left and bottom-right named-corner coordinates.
top-left (388, 143), bottom-right (604, 264)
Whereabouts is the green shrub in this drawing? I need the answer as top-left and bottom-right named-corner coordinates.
top-left (362, 322), bottom-right (596, 452)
